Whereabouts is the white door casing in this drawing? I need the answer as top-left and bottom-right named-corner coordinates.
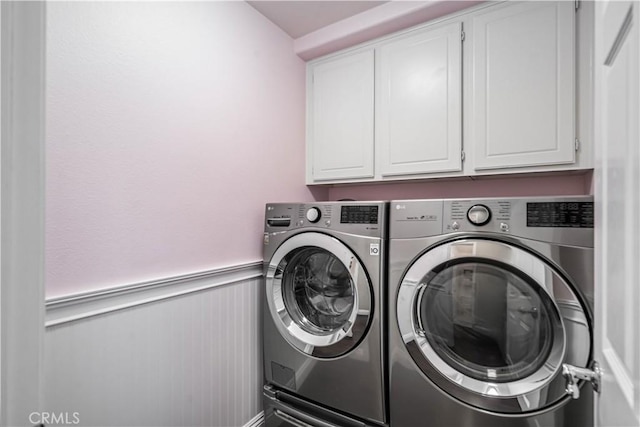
top-left (0, 1), bottom-right (46, 426)
top-left (594, 1), bottom-right (640, 426)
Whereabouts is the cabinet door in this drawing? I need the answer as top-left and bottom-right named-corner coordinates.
top-left (377, 22), bottom-right (462, 176)
top-left (308, 50), bottom-right (375, 182)
top-left (471, 2), bottom-right (575, 171)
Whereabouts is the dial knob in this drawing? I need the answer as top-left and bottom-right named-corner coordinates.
top-left (467, 204), bottom-right (491, 226)
top-left (306, 207), bottom-right (321, 223)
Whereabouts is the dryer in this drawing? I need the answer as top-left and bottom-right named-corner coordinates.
top-left (388, 197), bottom-right (594, 427)
top-left (263, 202), bottom-right (387, 427)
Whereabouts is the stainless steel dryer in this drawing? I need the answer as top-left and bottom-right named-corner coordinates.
top-left (263, 202), bottom-right (387, 427)
top-left (388, 197), bottom-right (595, 427)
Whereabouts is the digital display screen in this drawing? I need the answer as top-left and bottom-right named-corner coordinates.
top-left (340, 206), bottom-right (379, 224)
top-left (527, 202), bottom-right (594, 228)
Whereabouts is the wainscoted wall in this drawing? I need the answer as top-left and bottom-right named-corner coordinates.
top-left (44, 266), bottom-right (263, 427)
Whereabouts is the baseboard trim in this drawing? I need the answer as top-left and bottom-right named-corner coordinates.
top-left (45, 261), bottom-right (263, 327)
top-left (244, 411), bottom-right (265, 427)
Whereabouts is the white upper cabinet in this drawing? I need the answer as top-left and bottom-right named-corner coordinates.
top-left (377, 22), bottom-right (463, 176)
top-left (470, 2), bottom-right (576, 171)
top-left (306, 1), bottom-right (591, 184)
top-left (307, 50), bottom-right (375, 182)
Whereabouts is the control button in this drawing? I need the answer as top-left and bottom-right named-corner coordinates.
top-left (500, 222), bottom-right (510, 232)
top-left (467, 205), bottom-right (491, 226)
top-left (306, 207), bottom-right (321, 223)
top-left (325, 220), bottom-right (331, 227)
top-left (452, 221), bottom-right (460, 230)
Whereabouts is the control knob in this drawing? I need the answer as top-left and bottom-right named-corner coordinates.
top-left (306, 207), bottom-right (321, 223)
top-left (467, 205), bottom-right (491, 226)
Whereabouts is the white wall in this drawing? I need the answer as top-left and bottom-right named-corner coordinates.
top-left (46, 1), bottom-right (316, 298)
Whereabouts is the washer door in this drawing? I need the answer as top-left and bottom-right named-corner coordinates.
top-left (266, 232), bottom-right (373, 358)
top-left (397, 238), bottom-right (591, 413)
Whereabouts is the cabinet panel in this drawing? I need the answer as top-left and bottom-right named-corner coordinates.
top-left (309, 50), bottom-right (375, 182)
top-left (472, 2), bottom-right (575, 170)
top-left (377, 22), bottom-right (462, 176)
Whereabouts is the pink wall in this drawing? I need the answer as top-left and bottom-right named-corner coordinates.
top-left (327, 172), bottom-right (593, 201)
top-left (46, 2), bottom-right (319, 298)
top-left (45, 2), bottom-right (593, 298)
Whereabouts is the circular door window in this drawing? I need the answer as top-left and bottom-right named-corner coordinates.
top-left (281, 247), bottom-right (355, 334)
top-left (417, 260), bottom-right (557, 383)
top-left (266, 232), bottom-right (373, 358)
top-left (397, 238), bottom-right (590, 413)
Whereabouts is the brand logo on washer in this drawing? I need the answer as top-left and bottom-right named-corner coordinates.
top-left (405, 215), bottom-right (438, 221)
top-left (370, 243), bottom-right (380, 256)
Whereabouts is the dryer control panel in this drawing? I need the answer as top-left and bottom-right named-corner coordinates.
top-left (390, 197), bottom-right (594, 247)
top-left (526, 202), bottom-right (594, 228)
top-left (445, 200), bottom-right (513, 234)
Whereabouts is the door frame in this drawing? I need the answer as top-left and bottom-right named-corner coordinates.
top-left (0, 2), bottom-right (46, 425)
top-left (593, 1), bottom-right (640, 425)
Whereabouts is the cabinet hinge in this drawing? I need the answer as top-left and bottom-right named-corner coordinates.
top-left (461, 151), bottom-right (466, 162)
top-left (461, 31), bottom-right (466, 42)
top-left (575, 0), bottom-right (580, 11)
top-left (575, 138), bottom-right (580, 152)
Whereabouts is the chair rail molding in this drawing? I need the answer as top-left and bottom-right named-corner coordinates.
top-left (45, 261), bottom-right (263, 327)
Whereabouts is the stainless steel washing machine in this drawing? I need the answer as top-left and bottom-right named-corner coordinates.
top-left (388, 196), bottom-right (594, 427)
top-left (263, 202), bottom-right (387, 427)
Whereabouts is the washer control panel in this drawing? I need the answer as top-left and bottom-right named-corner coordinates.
top-left (340, 205), bottom-right (379, 224)
top-left (265, 202), bottom-right (386, 238)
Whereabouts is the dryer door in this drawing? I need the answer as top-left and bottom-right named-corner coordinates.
top-left (397, 238), bottom-right (591, 413)
top-left (266, 232), bottom-right (373, 358)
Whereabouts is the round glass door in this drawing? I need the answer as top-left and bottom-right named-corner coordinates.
top-left (397, 238), bottom-right (591, 413)
top-left (281, 247), bottom-right (355, 334)
top-left (266, 232), bottom-right (372, 358)
top-left (418, 260), bottom-right (559, 383)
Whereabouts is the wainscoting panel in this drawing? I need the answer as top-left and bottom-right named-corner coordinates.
top-left (44, 273), bottom-right (263, 427)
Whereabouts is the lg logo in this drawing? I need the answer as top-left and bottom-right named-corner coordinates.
top-left (369, 243), bottom-right (380, 256)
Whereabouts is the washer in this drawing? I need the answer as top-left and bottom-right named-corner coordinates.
top-left (388, 196), bottom-right (594, 427)
top-left (263, 202), bottom-right (387, 426)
